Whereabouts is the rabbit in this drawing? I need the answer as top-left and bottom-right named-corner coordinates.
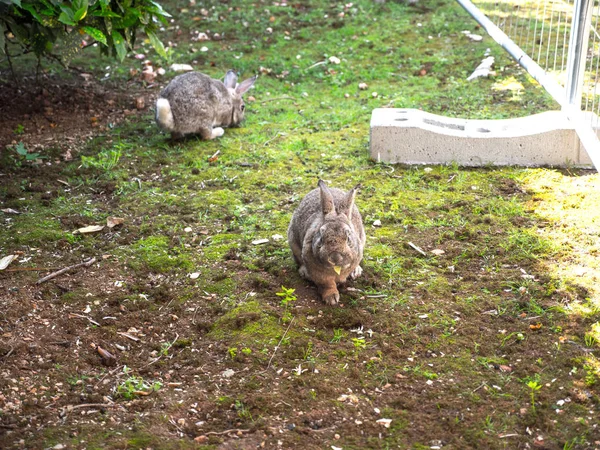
top-left (155, 70), bottom-right (257, 140)
top-left (288, 180), bottom-right (366, 306)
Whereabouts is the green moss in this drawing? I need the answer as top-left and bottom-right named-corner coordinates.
top-left (128, 236), bottom-right (193, 273)
top-left (209, 300), bottom-right (287, 347)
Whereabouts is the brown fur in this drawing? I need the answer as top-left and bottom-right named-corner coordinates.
top-left (155, 70), bottom-right (256, 139)
top-left (288, 180), bottom-right (366, 305)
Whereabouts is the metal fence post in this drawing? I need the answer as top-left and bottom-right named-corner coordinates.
top-left (565, 0), bottom-right (594, 110)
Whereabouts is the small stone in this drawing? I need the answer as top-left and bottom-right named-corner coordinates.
top-left (247, 96), bottom-right (256, 102)
top-left (252, 238), bottom-right (269, 245)
top-left (157, 68), bottom-right (166, 76)
top-left (271, 234), bottom-right (284, 241)
top-left (371, 92), bottom-right (378, 98)
top-left (372, 219), bottom-right (382, 227)
top-left (329, 56), bottom-right (341, 64)
top-left (184, 227), bottom-right (193, 233)
top-left (200, 46), bottom-right (209, 52)
top-left (431, 249), bottom-right (445, 256)
top-left (189, 272), bottom-right (200, 279)
top-left (358, 82), bottom-right (368, 90)
top-left (344, 93), bottom-right (350, 98)
top-left (194, 436), bottom-right (208, 443)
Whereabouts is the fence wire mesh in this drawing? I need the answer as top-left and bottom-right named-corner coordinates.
top-left (471, 0), bottom-right (600, 130)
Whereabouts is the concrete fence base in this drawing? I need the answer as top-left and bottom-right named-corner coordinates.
top-left (369, 108), bottom-right (594, 167)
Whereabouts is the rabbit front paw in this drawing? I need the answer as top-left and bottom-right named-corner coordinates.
top-left (211, 127), bottom-right (225, 139)
top-left (349, 265), bottom-right (362, 280)
top-left (322, 288), bottom-right (340, 306)
top-left (298, 265), bottom-right (310, 280)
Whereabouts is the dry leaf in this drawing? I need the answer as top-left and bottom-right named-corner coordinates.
top-left (431, 249), bottom-right (445, 256)
top-left (76, 225), bottom-right (105, 234)
top-left (499, 365), bottom-right (513, 373)
top-left (0, 255), bottom-right (17, 270)
top-left (376, 418), bottom-right (392, 428)
top-left (530, 323), bottom-right (542, 331)
top-left (97, 346), bottom-right (116, 365)
top-left (106, 217), bottom-right (125, 229)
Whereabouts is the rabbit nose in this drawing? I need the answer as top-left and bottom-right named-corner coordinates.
top-left (330, 252), bottom-right (344, 265)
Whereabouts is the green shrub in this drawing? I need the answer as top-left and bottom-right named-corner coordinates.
top-left (0, 0), bottom-right (170, 63)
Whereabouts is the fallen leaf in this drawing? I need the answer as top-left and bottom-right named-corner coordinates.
top-left (499, 365), bottom-right (513, 373)
top-left (376, 418), bottom-right (392, 428)
top-left (106, 217), bottom-right (124, 229)
top-left (96, 346), bottom-right (117, 365)
top-left (0, 255), bottom-right (17, 270)
top-left (76, 225), bottom-right (105, 234)
top-left (431, 249), bottom-right (445, 256)
top-left (530, 323), bottom-right (542, 331)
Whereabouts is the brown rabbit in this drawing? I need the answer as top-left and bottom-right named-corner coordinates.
top-left (288, 180), bottom-right (366, 306)
top-left (155, 70), bottom-right (256, 139)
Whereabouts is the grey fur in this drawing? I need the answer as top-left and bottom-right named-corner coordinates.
top-left (155, 70), bottom-right (257, 139)
top-left (288, 180), bottom-right (366, 306)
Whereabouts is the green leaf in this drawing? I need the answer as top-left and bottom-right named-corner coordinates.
top-left (58, 11), bottom-right (75, 25)
top-left (146, 29), bottom-right (167, 59)
top-left (111, 30), bottom-right (127, 61)
top-left (10, 0), bottom-right (22, 7)
top-left (15, 142), bottom-right (27, 156)
top-left (20, 3), bottom-right (43, 23)
top-left (82, 26), bottom-right (106, 45)
top-left (58, 5), bottom-right (75, 25)
top-left (92, 9), bottom-right (120, 18)
top-left (73, 0), bottom-right (88, 22)
top-left (149, 1), bottom-right (171, 18)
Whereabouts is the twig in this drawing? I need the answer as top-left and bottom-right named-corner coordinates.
top-left (69, 313), bottom-right (101, 327)
top-left (407, 241), bottom-right (427, 257)
top-left (306, 60), bottom-right (326, 70)
top-left (4, 267), bottom-right (59, 272)
top-left (204, 428), bottom-right (251, 436)
top-left (117, 332), bottom-right (140, 342)
top-left (138, 333), bottom-right (179, 369)
top-left (263, 132), bottom-right (286, 147)
top-left (192, 306), bottom-right (200, 325)
top-left (498, 433), bottom-right (519, 438)
top-left (473, 382), bottom-right (487, 393)
top-left (35, 257), bottom-right (97, 285)
top-left (67, 403), bottom-right (115, 411)
top-left (94, 364), bottom-right (126, 388)
top-left (259, 96), bottom-right (296, 103)
top-left (265, 317), bottom-right (295, 371)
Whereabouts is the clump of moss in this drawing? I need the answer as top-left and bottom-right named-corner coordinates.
top-left (128, 236), bottom-right (193, 273)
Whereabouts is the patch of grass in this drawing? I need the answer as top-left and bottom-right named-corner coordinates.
top-left (127, 235), bottom-right (194, 273)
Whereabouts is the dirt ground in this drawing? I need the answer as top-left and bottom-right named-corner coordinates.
top-left (1, 1), bottom-right (600, 448)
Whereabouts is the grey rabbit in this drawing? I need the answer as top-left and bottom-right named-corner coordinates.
top-left (155, 70), bottom-right (257, 139)
top-left (288, 180), bottom-right (366, 306)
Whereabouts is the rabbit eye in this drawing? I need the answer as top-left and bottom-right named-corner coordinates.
top-left (241, 104), bottom-right (245, 112)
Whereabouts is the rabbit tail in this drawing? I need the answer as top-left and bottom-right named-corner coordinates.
top-left (156, 98), bottom-right (175, 131)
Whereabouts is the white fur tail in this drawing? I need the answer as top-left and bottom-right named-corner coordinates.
top-left (156, 98), bottom-right (175, 131)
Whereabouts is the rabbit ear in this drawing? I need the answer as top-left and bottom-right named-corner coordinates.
top-left (224, 70), bottom-right (238, 88)
top-left (318, 180), bottom-right (335, 216)
top-left (338, 184), bottom-right (361, 217)
top-left (236, 75), bottom-right (257, 95)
